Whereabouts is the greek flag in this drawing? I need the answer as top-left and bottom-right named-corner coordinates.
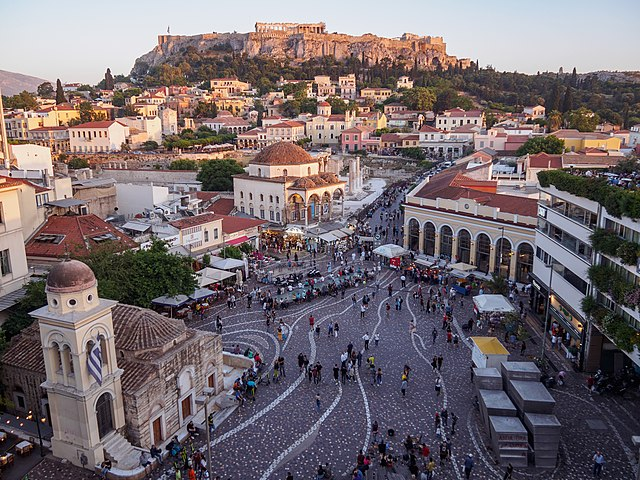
top-left (87, 337), bottom-right (103, 385)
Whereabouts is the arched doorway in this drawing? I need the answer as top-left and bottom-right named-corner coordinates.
top-left (495, 238), bottom-right (513, 278)
top-left (516, 243), bottom-right (534, 284)
top-left (457, 229), bottom-right (471, 264)
top-left (440, 226), bottom-right (453, 260)
top-left (96, 392), bottom-right (114, 438)
top-left (408, 219), bottom-right (420, 252)
top-left (423, 223), bottom-right (436, 256)
top-left (476, 234), bottom-right (491, 273)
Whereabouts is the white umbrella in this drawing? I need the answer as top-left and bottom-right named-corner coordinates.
top-left (372, 244), bottom-right (408, 258)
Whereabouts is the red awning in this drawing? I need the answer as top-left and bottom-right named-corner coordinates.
top-left (227, 235), bottom-right (250, 246)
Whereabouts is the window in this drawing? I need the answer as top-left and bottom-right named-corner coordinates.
top-left (0, 249), bottom-right (11, 276)
top-left (213, 228), bottom-right (219, 239)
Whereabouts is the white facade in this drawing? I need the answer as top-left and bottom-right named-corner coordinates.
top-left (69, 121), bottom-right (129, 153)
top-left (115, 183), bottom-right (170, 219)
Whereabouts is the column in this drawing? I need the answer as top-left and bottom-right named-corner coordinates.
top-left (451, 236), bottom-right (459, 262)
top-left (509, 251), bottom-right (518, 282)
top-left (418, 228), bottom-right (425, 254)
top-left (488, 244), bottom-right (497, 273)
top-left (469, 240), bottom-right (477, 266)
top-left (434, 233), bottom-right (441, 258)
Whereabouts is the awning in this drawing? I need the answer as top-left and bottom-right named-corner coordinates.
top-left (319, 232), bottom-right (339, 243)
top-left (330, 230), bottom-right (348, 239)
top-left (226, 235), bottom-right (250, 246)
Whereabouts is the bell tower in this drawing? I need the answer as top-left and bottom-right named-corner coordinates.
top-left (31, 259), bottom-right (125, 468)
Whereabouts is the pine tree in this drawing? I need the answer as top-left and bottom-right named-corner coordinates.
top-left (562, 86), bottom-right (573, 113)
top-left (55, 79), bottom-right (66, 104)
top-left (105, 68), bottom-right (114, 90)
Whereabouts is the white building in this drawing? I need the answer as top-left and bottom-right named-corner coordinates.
top-left (436, 108), bottom-right (485, 131)
top-left (69, 121), bottom-right (129, 153)
top-left (233, 142), bottom-right (344, 225)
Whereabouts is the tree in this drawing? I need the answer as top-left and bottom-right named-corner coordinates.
top-left (169, 159), bottom-right (199, 170)
top-left (104, 68), bottom-right (114, 90)
top-left (197, 159), bottom-right (245, 191)
top-left (515, 136), bottom-right (565, 156)
top-left (81, 240), bottom-right (197, 308)
top-left (400, 87), bottom-right (436, 111)
top-left (68, 156), bottom-right (90, 169)
top-left (37, 82), bottom-right (54, 98)
top-left (142, 140), bottom-right (159, 151)
top-left (561, 86), bottom-right (573, 113)
top-left (566, 107), bottom-right (600, 132)
top-left (55, 79), bottom-right (66, 104)
top-left (547, 110), bottom-right (563, 131)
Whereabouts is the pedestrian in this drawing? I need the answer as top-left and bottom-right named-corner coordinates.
top-left (437, 354), bottom-right (443, 371)
top-left (374, 332), bottom-right (380, 347)
top-left (520, 341), bottom-right (526, 356)
top-left (592, 451), bottom-right (605, 477)
top-left (315, 392), bottom-right (321, 413)
top-left (503, 463), bottom-right (513, 479)
top-left (401, 377), bottom-right (408, 397)
top-left (464, 454), bottom-right (474, 479)
top-left (435, 377), bottom-right (442, 396)
top-left (333, 363), bottom-right (339, 384)
top-left (363, 333), bottom-right (370, 350)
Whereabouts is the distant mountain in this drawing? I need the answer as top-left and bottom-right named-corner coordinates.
top-left (0, 69), bottom-right (50, 96)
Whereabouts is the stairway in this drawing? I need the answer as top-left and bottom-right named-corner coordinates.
top-left (102, 431), bottom-right (140, 470)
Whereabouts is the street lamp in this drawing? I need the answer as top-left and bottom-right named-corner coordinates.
top-left (540, 260), bottom-right (555, 360)
top-left (196, 387), bottom-right (215, 479)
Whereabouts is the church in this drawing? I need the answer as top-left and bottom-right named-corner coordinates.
top-left (1, 259), bottom-right (224, 470)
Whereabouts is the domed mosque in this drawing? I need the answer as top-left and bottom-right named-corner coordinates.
top-left (1, 259), bottom-right (224, 470)
top-left (233, 142), bottom-right (346, 228)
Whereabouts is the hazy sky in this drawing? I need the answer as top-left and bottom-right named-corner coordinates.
top-left (1, 0), bottom-right (638, 84)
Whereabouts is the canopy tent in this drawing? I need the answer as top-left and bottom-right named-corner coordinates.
top-left (448, 262), bottom-right (476, 272)
top-left (211, 258), bottom-right (245, 270)
top-left (319, 232), bottom-right (340, 243)
top-left (189, 288), bottom-right (215, 301)
top-left (473, 294), bottom-right (516, 314)
top-left (373, 244), bottom-right (408, 259)
top-left (197, 267), bottom-right (235, 287)
top-left (151, 295), bottom-right (190, 307)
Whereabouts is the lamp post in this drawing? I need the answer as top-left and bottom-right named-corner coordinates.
top-left (540, 261), bottom-right (555, 360)
top-left (196, 387), bottom-right (215, 480)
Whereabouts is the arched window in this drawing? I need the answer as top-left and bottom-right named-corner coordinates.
top-left (476, 234), bottom-right (491, 273)
top-left (423, 223), bottom-right (436, 256)
top-left (516, 243), bottom-right (534, 284)
top-left (440, 226), bottom-right (453, 260)
top-left (407, 219), bottom-right (420, 252)
top-left (457, 229), bottom-right (471, 264)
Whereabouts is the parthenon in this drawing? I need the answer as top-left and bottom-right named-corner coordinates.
top-left (255, 22), bottom-right (326, 34)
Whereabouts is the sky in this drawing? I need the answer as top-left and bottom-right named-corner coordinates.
top-left (1, 0), bottom-right (638, 84)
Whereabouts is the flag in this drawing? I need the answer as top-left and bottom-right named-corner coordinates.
top-left (87, 337), bottom-right (103, 385)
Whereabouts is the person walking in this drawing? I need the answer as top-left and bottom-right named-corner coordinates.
top-left (464, 454), bottom-right (474, 479)
top-left (363, 333), bottom-right (370, 350)
top-left (592, 451), bottom-right (605, 477)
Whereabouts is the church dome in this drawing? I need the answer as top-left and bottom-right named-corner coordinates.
top-left (252, 142), bottom-right (313, 166)
top-left (46, 259), bottom-right (97, 293)
top-left (112, 304), bottom-right (187, 353)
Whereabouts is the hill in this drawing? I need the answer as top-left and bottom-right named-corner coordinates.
top-left (0, 69), bottom-right (49, 96)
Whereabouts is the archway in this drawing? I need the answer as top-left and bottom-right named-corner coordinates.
top-left (495, 237), bottom-right (513, 278)
top-left (516, 243), bottom-right (534, 284)
top-left (96, 392), bottom-right (114, 438)
top-left (423, 222), bottom-right (436, 256)
top-left (407, 219), bottom-right (420, 252)
top-left (457, 229), bottom-right (471, 264)
top-left (476, 233), bottom-right (491, 273)
top-left (440, 225), bottom-right (453, 260)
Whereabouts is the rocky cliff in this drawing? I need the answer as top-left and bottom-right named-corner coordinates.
top-left (132, 27), bottom-right (470, 75)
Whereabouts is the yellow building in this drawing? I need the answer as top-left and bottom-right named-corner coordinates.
top-left (551, 129), bottom-right (621, 152)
